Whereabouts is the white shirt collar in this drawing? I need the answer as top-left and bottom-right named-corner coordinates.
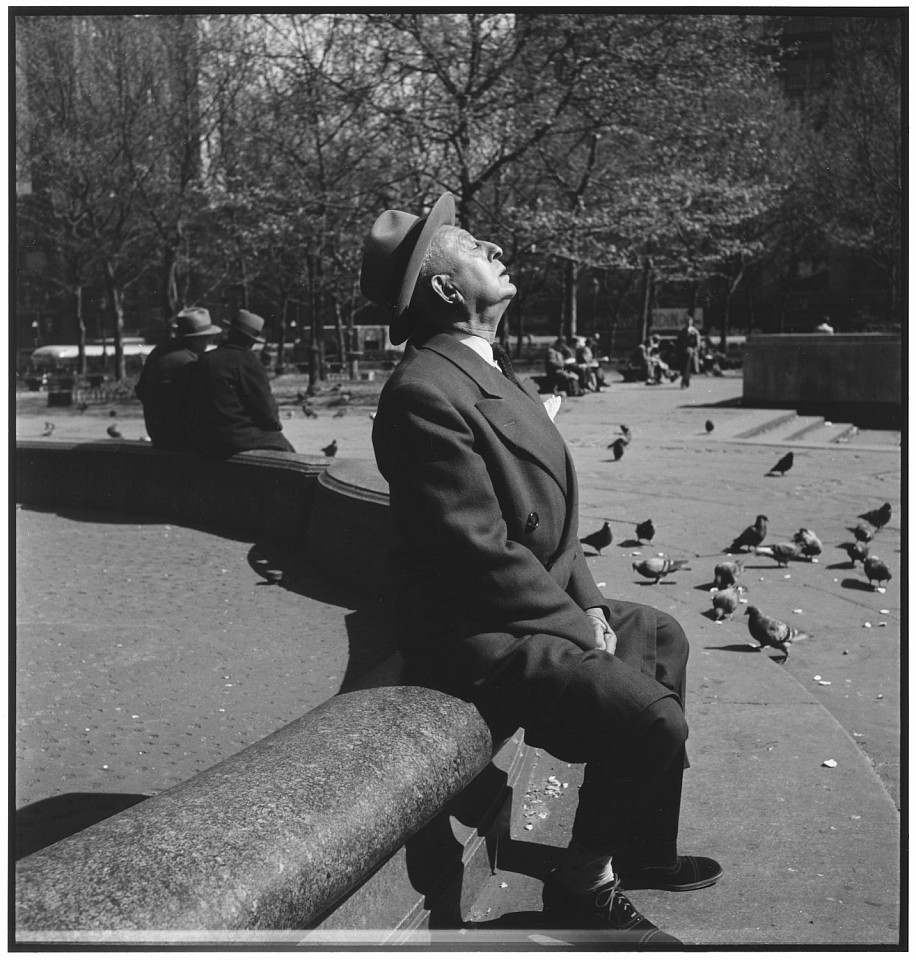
top-left (456, 334), bottom-right (499, 368)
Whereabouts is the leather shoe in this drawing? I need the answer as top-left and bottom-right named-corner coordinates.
top-left (616, 855), bottom-right (723, 892)
top-left (542, 872), bottom-right (682, 944)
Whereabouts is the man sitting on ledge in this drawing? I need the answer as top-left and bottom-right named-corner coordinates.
top-left (186, 309), bottom-right (295, 457)
top-left (362, 192), bottom-right (722, 943)
top-left (135, 307), bottom-right (221, 449)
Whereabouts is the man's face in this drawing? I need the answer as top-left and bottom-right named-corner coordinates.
top-left (439, 226), bottom-right (516, 313)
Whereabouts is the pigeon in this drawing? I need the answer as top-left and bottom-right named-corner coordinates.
top-left (705, 420), bottom-right (714, 433)
top-left (767, 452), bottom-right (794, 476)
top-left (635, 519), bottom-right (656, 543)
top-left (754, 542), bottom-right (803, 567)
top-left (863, 556), bottom-right (892, 589)
top-left (632, 557), bottom-right (689, 584)
top-left (282, 410), bottom-right (293, 419)
top-left (619, 424), bottom-right (632, 444)
top-left (609, 438), bottom-right (626, 461)
top-left (580, 521), bottom-right (613, 555)
top-left (792, 527), bottom-right (823, 557)
top-left (109, 409), bottom-right (118, 417)
top-left (76, 401), bottom-right (89, 413)
top-left (262, 568), bottom-right (284, 586)
top-left (41, 421), bottom-right (55, 437)
top-left (296, 389), bottom-right (308, 402)
top-left (852, 522), bottom-right (875, 544)
top-left (301, 402), bottom-right (318, 419)
top-left (321, 439), bottom-right (338, 457)
top-left (846, 541), bottom-right (869, 567)
top-left (712, 586), bottom-right (741, 621)
top-left (859, 502), bottom-right (891, 531)
top-left (745, 605), bottom-right (809, 662)
top-left (727, 514), bottom-right (768, 553)
top-left (333, 407), bottom-right (348, 418)
top-left (713, 559), bottom-right (744, 590)
top-left (107, 424), bottom-right (122, 438)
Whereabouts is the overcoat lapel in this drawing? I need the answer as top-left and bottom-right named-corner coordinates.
top-left (420, 334), bottom-right (569, 493)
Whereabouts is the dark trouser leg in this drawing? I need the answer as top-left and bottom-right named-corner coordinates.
top-left (571, 696), bottom-right (687, 867)
top-left (509, 603), bottom-right (689, 866)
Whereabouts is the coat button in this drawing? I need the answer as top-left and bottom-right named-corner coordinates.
top-left (526, 512), bottom-right (539, 531)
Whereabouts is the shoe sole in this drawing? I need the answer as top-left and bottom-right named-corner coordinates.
top-left (618, 867), bottom-right (724, 892)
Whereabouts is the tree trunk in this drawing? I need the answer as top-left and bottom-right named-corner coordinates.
top-left (164, 243), bottom-right (180, 318)
top-left (306, 258), bottom-right (321, 392)
top-left (276, 295), bottom-right (288, 371)
top-left (639, 257), bottom-right (654, 344)
top-left (74, 283), bottom-right (87, 376)
top-left (564, 259), bottom-right (578, 341)
top-left (334, 299), bottom-right (346, 374)
top-left (104, 262), bottom-right (127, 381)
top-left (688, 280), bottom-right (698, 320)
top-left (514, 297), bottom-right (526, 359)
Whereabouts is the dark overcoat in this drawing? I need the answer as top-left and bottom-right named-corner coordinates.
top-left (186, 343), bottom-right (290, 456)
top-left (372, 331), bottom-right (673, 743)
top-left (135, 342), bottom-right (198, 449)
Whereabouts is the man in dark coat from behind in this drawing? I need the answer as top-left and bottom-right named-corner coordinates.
top-left (186, 309), bottom-right (294, 457)
top-left (135, 307), bottom-right (221, 449)
top-left (363, 193), bottom-right (722, 943)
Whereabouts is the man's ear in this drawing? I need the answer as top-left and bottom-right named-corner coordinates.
top-left (430, 274), bottom-right (462, 305)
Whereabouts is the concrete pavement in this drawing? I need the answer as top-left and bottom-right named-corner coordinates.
top-left (15, 372), bottom-right (902, 944)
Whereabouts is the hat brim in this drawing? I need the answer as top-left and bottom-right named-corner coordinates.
top-left (389, 192), bottom-right (455, 345)
top-left (182, 326), bottom-right (222, 337)
top-left (221, 320), bottom-right (266, 343)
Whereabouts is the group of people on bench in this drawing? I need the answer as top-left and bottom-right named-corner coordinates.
top-left (135, 308), bottom-right (294, 456)
top-left (544, 336), bottom-right (608, 395)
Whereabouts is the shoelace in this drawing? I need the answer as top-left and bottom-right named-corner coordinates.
top-left (594, 880), bottom-right (643, 929)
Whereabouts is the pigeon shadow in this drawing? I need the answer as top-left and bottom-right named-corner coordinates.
top-left (618, 538), bottom-right (643, 548)
top-left (841, 578), bottom-right (875, 592)
top-left (15, 792), bottom-right (149, 859)
top-left (704, 643), bottom-right (759, 654)
top-left (634, 579), bottom-right (679, 587)
top-left (827, 560), bottom-right (855, 570)
top-left (694, 580), bottom-right (718, 592)
top-left (601, 458), bottom-right (624, 464)
top-left (701, 609), bottom-right (727, 622)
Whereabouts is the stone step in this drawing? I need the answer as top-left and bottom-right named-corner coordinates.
top-left (724, 412), bottom-right (898, 451)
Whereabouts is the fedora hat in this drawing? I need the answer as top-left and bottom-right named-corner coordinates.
top-left (360, 191), bottom-right (455, 345)
top-left (175, 307), bottom-right (221, 338)
top-left (224, 309), bottom-right (266, 343)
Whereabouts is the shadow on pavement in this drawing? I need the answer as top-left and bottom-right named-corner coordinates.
top-left (16, 792), bottom-right (149, 859)
top-left (24, 503), bottom-right (257, 543)
top-left (246, 541), bottom-right (400, 692)
top-left (841, 578), bottom-right (875, 592)
top-left (703, 644), bottom-right (760, 655)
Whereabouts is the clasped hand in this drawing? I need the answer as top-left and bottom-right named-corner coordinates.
top-left (586, 607), bottom-right (618, 654)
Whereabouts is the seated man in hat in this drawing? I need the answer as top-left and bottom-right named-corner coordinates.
top-left (362, 193), bottom-right (721, 943)
top-left (135, 306), bottom-right (222, 449)
top-left (186, 309), bottom-right (295, 457)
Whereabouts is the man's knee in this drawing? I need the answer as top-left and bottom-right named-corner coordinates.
top-left (645, 696), bottom-right (689, 751)
top-left (655, 609), bottom-right (690, 660)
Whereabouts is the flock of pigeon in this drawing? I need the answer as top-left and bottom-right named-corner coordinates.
top-left (583, 426), bottom-right (894, 664)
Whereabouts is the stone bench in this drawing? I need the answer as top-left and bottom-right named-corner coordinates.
top-left (16, 666), bottom-right (529, 939)
top-left (15, 442), bottom-right (534, 939)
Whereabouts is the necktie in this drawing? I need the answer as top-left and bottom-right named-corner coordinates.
top-left (491, 342), bottom-right (522, 387)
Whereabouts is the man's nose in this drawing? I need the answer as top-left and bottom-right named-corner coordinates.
top-left (483, 241), bottom-right (503, 260)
